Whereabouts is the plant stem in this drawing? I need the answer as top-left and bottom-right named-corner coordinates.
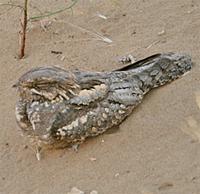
top-left (19, 0), bottom-right (28, 59)
top-left (29, 0), bottom-right (78, 21)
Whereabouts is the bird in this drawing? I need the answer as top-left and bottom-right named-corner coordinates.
top-left (13, 52), bottom-right (192, 159)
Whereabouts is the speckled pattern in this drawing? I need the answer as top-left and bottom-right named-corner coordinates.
top-left (14, 53), bottom-right (192, 150)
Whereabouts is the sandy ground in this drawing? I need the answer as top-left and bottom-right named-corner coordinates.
top-left (0, 0), bottom-right (200, 193)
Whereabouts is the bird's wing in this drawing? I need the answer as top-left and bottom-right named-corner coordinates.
top-left (72, 71), bottom-right (144, 107)
top-left (69, 71), bottom-right (109, 106)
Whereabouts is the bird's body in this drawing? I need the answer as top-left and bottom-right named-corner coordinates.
top-left (14, 53), bottom-right (192, 153)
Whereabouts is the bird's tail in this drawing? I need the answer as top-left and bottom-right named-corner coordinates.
top-left (115, 52), bottom-right (192, 90)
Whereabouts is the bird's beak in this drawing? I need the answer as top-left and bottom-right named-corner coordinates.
top-left (12, 81), bottom-right (19, 88)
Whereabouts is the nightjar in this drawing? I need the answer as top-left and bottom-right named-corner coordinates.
top-left (13, 53), bottom-right (192, 159)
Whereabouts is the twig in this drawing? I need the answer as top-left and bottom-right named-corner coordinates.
top-left (19, 0), bottom-right (28, 59)
top-left (29, 0), bottom-right (79, 21)
top-left (51, 50), bottom-right (62, 54)
top-left (146, 40), bottom-right (160, 49)
top-left (1, 1), bottom-right (79, 59)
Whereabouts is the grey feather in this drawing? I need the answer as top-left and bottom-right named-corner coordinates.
top-left (14, 52), bottom-right (192, 150)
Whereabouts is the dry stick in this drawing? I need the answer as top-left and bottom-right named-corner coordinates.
top-left (19, 0), bottom-right (78, 58)
top-left (19, 0), bottom-right (28, 59)
top-left (1, 1), bottom-right (79, 59)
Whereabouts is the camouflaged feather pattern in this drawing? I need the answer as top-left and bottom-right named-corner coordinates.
top-left (14, 53), bottom-right (192, 149)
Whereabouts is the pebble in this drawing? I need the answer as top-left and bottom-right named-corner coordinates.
top-left (158, 29), bottom-right (165, 36)
top-left (89, 157), bottom-right (97, 161)
top-left (67, 187), bottom-right (84, 194)
top-left (119, 54), bottom-right (136, 64)
top-left (90, 191), bottom-right (98, 194)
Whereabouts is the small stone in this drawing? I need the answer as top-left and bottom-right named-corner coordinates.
top-left (89, 157), bottom-right (97, 161)
top-left (119, 54), bottom-right (136, 64)
top-left (114, 173), bottom-right (120, 177)
top-left (158, 29), bottom-right (165, 36)
top-left (90, 191), bottom-right (98, 194)
top-left (67, 187), bottom-right (84, 194)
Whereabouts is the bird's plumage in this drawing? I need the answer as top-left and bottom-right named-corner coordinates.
top-left (14, 53), bottom-right (192, 151)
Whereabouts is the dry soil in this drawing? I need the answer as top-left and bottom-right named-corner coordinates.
top-left (0, 0), bottom-right (200, 194)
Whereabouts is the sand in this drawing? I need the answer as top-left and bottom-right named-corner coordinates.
top-left (0, 0), bottom-right (200, 193)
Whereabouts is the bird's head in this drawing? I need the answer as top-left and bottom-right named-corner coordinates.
top-left (13, 66), bottom-right (79, 101)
